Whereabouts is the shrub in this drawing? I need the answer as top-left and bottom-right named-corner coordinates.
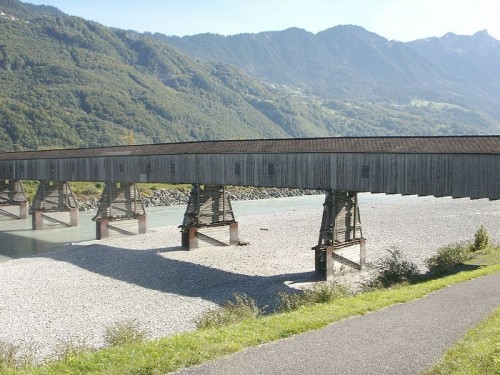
top-left (104, 320), bottom-right (148, 347)
top-left (276, 281), bottom-right (350, 313)
top-left (80, 184), bottom-right (100, 196)
top-left (0, 340), bottom-right (31, 370)
top-left (367, 247), bottom-right (420, 288)
top-left (195, 293), bottom-right (261, 329)
top-left (472, 225), bottom-right (490, 252)
top-left (55, 339), bottom-right (94, 361)
top-left (425, 243), bottom-right (472, 273)
top-left (0, 341), bottom-right (18, 370)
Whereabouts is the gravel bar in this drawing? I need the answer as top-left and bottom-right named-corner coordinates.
top-left (0, 195), bottom-right (499, 362)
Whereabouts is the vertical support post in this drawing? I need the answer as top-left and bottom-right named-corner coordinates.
top-left (315, 189), bottom-right (333, 273)
top-left (353, 193), bottom-right (358, 240)
top-left (32, 211), bottom-right (44, 230)
top-left (19, 201), bottom-right (28, 220)
top-left (229, 222), bottom-right (239, 245)
top-left (70, 207), bottom-right (79, 227)
top-left (138, 215), bottom-right (147, 234)
top-left (96, 218), bottom-right (109, 240)
top-left (222, 185), bottom-right (226, 222)
top-left (326, 246), bottom-right (334, 280)
top-left (188, 227), bottom-right (198, 249)
top-left (360, 237), bottom-right (366, 269)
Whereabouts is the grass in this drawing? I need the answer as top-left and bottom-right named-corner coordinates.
top-left (8, 263), bottom-right (500, 375)
top-left (424, 305), bottom-right (500, 375)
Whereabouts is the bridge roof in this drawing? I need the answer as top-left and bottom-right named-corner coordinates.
top-left (0, 136), bottom-right (499, 160)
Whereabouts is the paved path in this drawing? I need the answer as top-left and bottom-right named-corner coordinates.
top-left (175, 272), bottom-right (500, 375)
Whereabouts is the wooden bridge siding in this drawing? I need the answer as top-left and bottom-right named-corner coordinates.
top-left (0, 152), bottom-right (498, 199)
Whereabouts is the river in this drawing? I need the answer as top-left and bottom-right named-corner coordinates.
top-left (0, 193), bottom-right (416, 262)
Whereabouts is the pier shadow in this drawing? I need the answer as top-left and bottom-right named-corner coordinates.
top-left (40, 243), bottom-right (317, 309)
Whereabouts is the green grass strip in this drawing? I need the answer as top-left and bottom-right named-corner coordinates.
top-left (14, 264), bottom-right (499, 375)
top-left (424, 304), bottom-right (500, 375)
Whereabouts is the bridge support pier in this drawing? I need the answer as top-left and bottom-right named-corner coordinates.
top-left (93, 182), bottom-right (147, 240)
top-left (31, 181), bottom-right (79, 229)
top-left (0, 180), bottom-right (29, 219)
top-left (181, 184), bottom-right (238, 249)
top-left (313, 190), bottom-right (365, 280)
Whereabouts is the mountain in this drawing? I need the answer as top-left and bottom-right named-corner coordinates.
top-left (157, 26), bottom-right (500, 120)
top-left (407, 30), bottom-right (500, 116)
top-left (0, 0), bottom-right (498, 152)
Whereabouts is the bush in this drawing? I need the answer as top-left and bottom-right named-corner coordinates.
top-left (104, 320), bottom-right (148, 347)
top-left (276, 281), bottom-right (350, 313)
top-left (80, 184), bottom-right (100, 196)
top-left (195, 293), bottom-right (261, 329)
top-left (367, 247), bottom-right (420, 288)
top-left (472, 225), bottom-right (490, 252)
top-left (55, 339), bottom-right (94, 361)
top-left (0, 340), bottom-right (31, 370)
top-left (425, 243), bottom-right (472, 273)
top-left (0, 341), bottom-right (18, 370)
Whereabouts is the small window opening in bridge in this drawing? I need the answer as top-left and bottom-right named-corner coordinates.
top-left (235, 162), bottom-right (241, 175)
top-left (170, 163), bottom-right (176, 176)
top-left (119, 164), bottom-right (124, 173)
top-left (268, 163), bottom-right (275, 176)
top-left (50, 164), bottom-right (56, 174)
top-left (362, 165), bottom-right (370, 178)
top-left (71, 164), bottom-right (75, 173)
top-left (147, 163), bottom-right (152, 173)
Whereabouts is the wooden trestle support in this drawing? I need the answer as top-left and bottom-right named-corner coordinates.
top-left (181, 184), bottom-right (238, 249)
top-left (31, 181), bottom-right (79, 229)
top-left (0, 180), bottom-right (29, 219)
top-left (313, 190), bottom-right (366, 280)
top-left (93, 182), bottom-right (147, 239)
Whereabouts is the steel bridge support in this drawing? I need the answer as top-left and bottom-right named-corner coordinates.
top-left (181, 184), bottom-right (238, 249)
top-left (313, 190), bottom-right (366, 280)
top-left (93, 182), bottom-right (146, 239)
top-left (31, 181), bottom-right (79, 229)
top-left (0, 180), bottom-right (29, 219)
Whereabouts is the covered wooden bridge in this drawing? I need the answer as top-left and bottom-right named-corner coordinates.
top-left (1, 136), bottom-right (499, 279)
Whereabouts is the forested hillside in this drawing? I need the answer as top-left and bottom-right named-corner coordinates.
top-left (0, 0), bottom-right (498, 152)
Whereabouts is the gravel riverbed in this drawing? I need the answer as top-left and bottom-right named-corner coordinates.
top-left (0, 195), bottom-right (499, 362)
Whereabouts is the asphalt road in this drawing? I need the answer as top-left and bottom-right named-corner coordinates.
top-left (175, 272), bottom-right (500, 375)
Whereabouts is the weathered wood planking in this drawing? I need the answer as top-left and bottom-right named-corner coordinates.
top-left (0, 137), bottom-right (499, 200)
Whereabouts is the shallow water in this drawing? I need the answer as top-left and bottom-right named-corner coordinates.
top-left (0, 193), bottom-right (418, 262)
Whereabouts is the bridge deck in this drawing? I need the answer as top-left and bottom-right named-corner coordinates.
top-left (1, 136), bottom-right (499, 199)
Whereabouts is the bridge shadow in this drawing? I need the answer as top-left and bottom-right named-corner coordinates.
top-left (0, 229), bottom-right (63, 260)
top-left (40, 243), bottom-right (317, 309)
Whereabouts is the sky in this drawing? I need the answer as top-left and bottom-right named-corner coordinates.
top-left (25, 0), bottom-right (500, 42)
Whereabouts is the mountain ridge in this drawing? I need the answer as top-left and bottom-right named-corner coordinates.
top-left (157, 26), bottom-right (500, 119)
top-left (0, 0), bottom-right (498, 153)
